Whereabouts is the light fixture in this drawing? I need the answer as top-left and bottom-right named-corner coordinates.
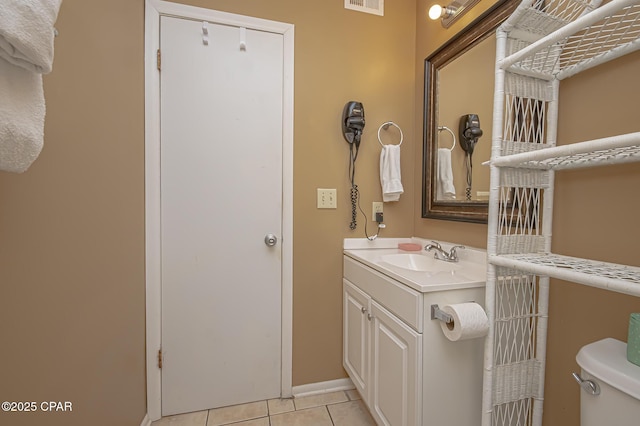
top-left (428, 0), bottom-right (481, 28)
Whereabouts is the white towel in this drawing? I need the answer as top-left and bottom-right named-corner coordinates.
top-left (0, 57), bottom-right (45, 173)
top-left (0, 0), bottom-right (61, 172)
top-left (0, 0), bottom-right (62, 74)
top-left (437, 148), bottom-right (456, 200)
top-left (380, 144), bottom-right (403, 202)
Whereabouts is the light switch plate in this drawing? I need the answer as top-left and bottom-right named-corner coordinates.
top-left (317, 188), bottom-right (337, 209)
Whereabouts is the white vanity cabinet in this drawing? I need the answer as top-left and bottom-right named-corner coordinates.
top-left (344, 278), bottom-right (422, 426)
top-left (343, 279), bottom-right (371, 399)
top-left (343, 254), bottom-right (486, 426)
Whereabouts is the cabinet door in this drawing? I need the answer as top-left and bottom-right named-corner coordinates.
top-left (370, 300), bottom-right (422, 426)
top-left (343, 279), bottom-right (370, 400)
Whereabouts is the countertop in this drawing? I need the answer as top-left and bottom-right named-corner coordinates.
top-left (343, 237), bottom-right (487, 293)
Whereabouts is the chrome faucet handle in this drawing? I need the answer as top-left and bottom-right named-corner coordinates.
top-left (425, 241), bottom-right (442, 250)
top-left (448, 245), bottom-right (465, 261)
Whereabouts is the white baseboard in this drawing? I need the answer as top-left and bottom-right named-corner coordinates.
top-left (140, 414), bottom-right (152, 426)
top-left (292, 378), bottom-right (354, 398)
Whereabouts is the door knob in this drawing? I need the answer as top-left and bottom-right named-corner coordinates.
top-left (264, 234), bottom-right (278, 247)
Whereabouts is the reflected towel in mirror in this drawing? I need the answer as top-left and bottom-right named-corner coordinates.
top-left (437, 148), bottom-right (456, 200)
top-left (380, 144), bottom-right (403, 202)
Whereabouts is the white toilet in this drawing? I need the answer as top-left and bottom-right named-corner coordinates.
top-left (575, 338), bottom-right (640, 426)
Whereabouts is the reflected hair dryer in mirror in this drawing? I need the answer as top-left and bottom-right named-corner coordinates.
top-left (459, 114), bottom-right (483, 154)
top-left (459, 114), bottom-right (483, 200)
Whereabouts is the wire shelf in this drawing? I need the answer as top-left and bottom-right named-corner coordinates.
top-left (483, 2), bottom-right (640, 425)
top-left (491, 132), bottom-right (640, 170)
top-left (500, 0), bottom-right (640, 80)
top-left (490, 253), bottom-right (640, 296)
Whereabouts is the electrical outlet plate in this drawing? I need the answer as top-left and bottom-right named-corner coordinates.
top-left (372, 201), bottom-right (383, 219)
top-left (317, 188), bottom-right (337, 209)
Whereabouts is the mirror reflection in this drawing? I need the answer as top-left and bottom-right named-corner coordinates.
top-left (422, 0), bottom-right (517, 223)
top-left (436, 34), bottom-right (494, 202)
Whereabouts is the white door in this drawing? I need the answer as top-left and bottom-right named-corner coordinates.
top-left (160, 16), bottom-right (284, 416)
top-left (370, 301), bottom-right (422, 426)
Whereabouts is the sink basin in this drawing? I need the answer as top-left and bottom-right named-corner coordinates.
top-left (343, 238), bottom-right (486, 292)
top-left (380, 253), bottom-right (461, 272)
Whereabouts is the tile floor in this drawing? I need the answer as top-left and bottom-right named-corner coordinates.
top-left (151, 390), bottom-right (376, 426)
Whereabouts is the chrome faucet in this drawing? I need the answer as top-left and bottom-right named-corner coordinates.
top-left (424, 241), bottom-right (465, 263)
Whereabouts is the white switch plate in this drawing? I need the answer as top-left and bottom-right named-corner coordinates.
top-left (317, 188), bottom-right (337, 209)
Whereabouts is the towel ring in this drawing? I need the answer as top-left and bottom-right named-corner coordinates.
top-left (437, 126), bottom-right (456, 151)
top-left (378, 121), bottom-right (403, 147)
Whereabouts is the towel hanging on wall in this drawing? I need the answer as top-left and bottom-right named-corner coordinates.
top-left (0, 58), bottom-right (45, 173)
top-left (378, 121), bottom-right (404, 202)
top-left (0, 0), bottom-right (62, 173)
top-left (0, 0), bottom-right (62, 73)
top-left (380, 144), bottom-right (403, 202)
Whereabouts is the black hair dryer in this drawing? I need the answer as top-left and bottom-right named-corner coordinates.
top-left (342, 101), bottom-right (365, 147)
top-left (459, 114), bottom-right (483, 155)
top-left (342, 101), bottom-right (365, 231)
top-left (459, 114), bottom-right (483, 200)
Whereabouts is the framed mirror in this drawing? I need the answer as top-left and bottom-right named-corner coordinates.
top-left (422, 0), bottom-right (519, 223)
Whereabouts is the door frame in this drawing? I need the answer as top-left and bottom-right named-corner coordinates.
top-left (144, 0), bottom-right (294, 420)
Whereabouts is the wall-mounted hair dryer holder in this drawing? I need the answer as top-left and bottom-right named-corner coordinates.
top-left (342, 101), bottom-right (365, 147)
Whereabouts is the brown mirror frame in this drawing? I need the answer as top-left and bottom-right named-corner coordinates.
top-left (421, 0), bottom-right (519, 223)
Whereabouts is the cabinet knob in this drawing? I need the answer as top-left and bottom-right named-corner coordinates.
top-left (361, 307), bottom-right (367, 314)
top-left (367, 313), bottom-right (373, 321)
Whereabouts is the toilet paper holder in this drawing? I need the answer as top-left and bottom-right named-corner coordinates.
top-left (431, 304), bottom-right (453, 324)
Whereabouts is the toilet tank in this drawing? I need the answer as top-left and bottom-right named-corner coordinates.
top-left (576, 338), bottom-right (640, 426)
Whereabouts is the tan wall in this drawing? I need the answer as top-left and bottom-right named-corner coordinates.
top-left (414, 1), bottom-right (640, 425)
top-left (543, 51), bottom-right (640, 425)
top-left (0, 1), bottom-right (415, 425)
top-left (0, 0), bottom-right (636, 425)
top-left (0, 1), bottom-right (146, 425)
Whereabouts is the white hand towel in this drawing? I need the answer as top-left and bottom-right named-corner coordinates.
top-left (0, 0), bottom-right (62, 74)
top-left (380, 144), bottom-right (403, 202)
top-left (0, 57), bottom-right (45, 172)
top-left (437, 148), bottom-right (456, 200)
top-left (0, 0), bottom-right (61, 172)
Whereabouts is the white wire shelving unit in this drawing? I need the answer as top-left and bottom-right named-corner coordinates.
top-left (482, 0), bottom-right (640, 425)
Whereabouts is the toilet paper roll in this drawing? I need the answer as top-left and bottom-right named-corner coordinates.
top-left (440, 302), bottom-right (489, 342)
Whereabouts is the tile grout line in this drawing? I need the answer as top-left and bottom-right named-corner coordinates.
top-left (325, 404), bottom-right (337, 426)
top-left (156, 395), bottom-right (367, 426)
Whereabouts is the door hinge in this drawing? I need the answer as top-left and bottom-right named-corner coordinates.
top-left (157, 349), bottom-right (163, 369)
top-left (156, 49), bottom-right (161, 71)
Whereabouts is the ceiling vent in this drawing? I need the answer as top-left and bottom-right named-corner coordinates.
top-left (345, 0), bottom-right (384, 16)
